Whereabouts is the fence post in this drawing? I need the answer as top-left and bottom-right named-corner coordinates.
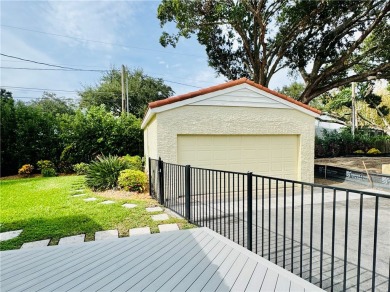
top-left (185, 165), bottom-right (191, 222)
top-left (158, 157), bottom-right (165, 205)
top-left (247, 172), bottom-right (253, 251)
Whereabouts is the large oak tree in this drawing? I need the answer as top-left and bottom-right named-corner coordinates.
top-left (158, 0), bottom-right (390, 104)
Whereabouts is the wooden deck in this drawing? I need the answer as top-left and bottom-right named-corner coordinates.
top-left (0, 228), bottom-right (323, 291)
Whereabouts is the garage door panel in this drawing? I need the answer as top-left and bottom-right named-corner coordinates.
top-left (177, 135), bottom-right (298, 180)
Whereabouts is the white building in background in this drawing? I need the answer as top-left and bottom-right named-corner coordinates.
top-left (315, 115), bottom-right (346, 137)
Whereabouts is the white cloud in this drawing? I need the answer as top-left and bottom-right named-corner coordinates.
top-left (43, 1), bottom-right (135, 51)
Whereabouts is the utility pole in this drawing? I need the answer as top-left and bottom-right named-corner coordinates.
top-left (121, 65), bottom-right (125, 114)
top-left (126, 77), bottom-right (129, 114)
top-left (351, 82), bottom-right (356, 136)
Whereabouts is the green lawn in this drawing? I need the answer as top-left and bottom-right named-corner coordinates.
top-left (0, 175), bottom-right (193, 251)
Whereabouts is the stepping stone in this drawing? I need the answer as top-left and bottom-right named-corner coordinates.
top-left (151, 214), bottom-right (169, 221)
top-left (73, 194), bottom-right (86, 197)
top-left (0, 230), bottom-right (23, 242)
top-left (83, 198), bottom-right (97, 202)
top-left (146, 207), bottom-right (163, 212)
top-left (100, 200), bottom-right (115, 205)
top-left (122, 203), bottom-right (137, 209)
top-left (74, 189), bottom-right (84, 192)
top-left (158, 224), bottom-right (179, 233)
top-left (95, 230), bottom-right (118, 241)
top-left (129, 227), bottom-right (151, 236)
top-left (58, 234), bottom-right (85, 245)
top-left (21, 239), bottom-right (50, 249)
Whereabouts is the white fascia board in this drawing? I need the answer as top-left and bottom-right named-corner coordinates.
top-left (141, 108), bottom-right (155, 129)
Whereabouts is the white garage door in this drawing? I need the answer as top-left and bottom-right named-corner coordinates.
top-left (177, 135), bottom-right (299, 180)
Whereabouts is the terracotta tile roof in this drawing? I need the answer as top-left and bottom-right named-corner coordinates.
top-left (148, 77), bottom-right (321, 115)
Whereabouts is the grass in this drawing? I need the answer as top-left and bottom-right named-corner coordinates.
top-left (0, 175), bottom-right (194, 251)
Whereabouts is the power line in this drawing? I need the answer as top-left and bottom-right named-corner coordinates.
top-left (13, 96), bottom-right (80, 100)
top-left (1, 60), bottom-right (105, 68)
top-left (1, 53), bottom-right (214, 86)
top-left (0, 66), bottom-right (105, 72)
top-left (1, 53), bottom-right (203, 89)
top-left (0, 53), bottom-right (104, 71)
top-left (3, 85), bottom-right (78, 93)
top-left (1, 24), bottom-right (205, 58)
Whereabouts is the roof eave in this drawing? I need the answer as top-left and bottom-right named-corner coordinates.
top-left (141, 108), bottom-right (155, 130)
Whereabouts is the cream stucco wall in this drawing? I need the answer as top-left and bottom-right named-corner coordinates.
top-left (143, 115), bottom-right (157, 172)
top-left (153, 105), bottom-right (315, 183)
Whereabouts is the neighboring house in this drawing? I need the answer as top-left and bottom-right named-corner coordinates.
top-left (315, 114), bottom-right (346, 137)
top-left (142, 78), bottom-right (320, 183)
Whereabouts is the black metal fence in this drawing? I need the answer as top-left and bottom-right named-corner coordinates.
top-left (149, 158), bottom-right (390, 292)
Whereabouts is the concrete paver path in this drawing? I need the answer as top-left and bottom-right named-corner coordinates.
top-left (151, 214), bottom-right (169, 221)
top-left (146, 207), bottom-right (163, 212)
top-left (100, 200), bottom-right (115, 204)
top-left (95, 230), bottom-right (118, 241)
top-left (83, 197), bottom-right (97, 202)
top-left (129, 227), bottom-right (151, 236)
top-left (21, 239), bottom-right (50, 249)
top-left (158, 224), bottom-right (179, 233)
top-left (58, 234), bottom-right (85, 245)
top-left (0, 230), bottom-right (23, 242)
top-left (122, 203), bottom-right (137, 209)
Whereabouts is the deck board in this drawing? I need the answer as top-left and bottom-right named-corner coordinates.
top-left (155, 238), bottom-right (224, 291)
top-left (0, 228), bottom-right (323, 292)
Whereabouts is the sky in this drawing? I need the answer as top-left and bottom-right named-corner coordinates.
top-left (0, 0), bottom-right (293, 103)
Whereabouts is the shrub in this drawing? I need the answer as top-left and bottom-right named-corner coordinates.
top-left (37, 160), bottom-right (55, 170)
top-left (120, 155), bottom-right (143, 171)
top-left (118, 169), bottom-right (147, 192)
top-left (73, 162), bottom-right (89, 175)
top-left (315, 128), bottom-right (390, 157)
top-left (41, 168), bottom-right (57, 177)
top-left (18, 164), bottom-right (34, 177)
top-left (85, 155), bottom-right (127, 191)
top-left (367, 148), bottom-right (381, 155)
top-left (353, 150), bottom-right (365, 154)
top-left (57, 161), bottom-right (74, 174)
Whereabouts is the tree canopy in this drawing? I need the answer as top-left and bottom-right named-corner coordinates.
top-left (79, 68), bottom-right (174, 118)
top-left (158, 0), bottom-right (390, 104)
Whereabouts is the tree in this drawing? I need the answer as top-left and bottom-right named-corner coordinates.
top-left (31, 92), bottom-right (75, 116)
top-left (1, 89), bottom-right (17, 176)
top-left (158, 0), bottom-right (390, 104)
top-left (79, 68), bottom-right (174, 117)
top-left (277, 82), bottom-right (305, 100)
top-left (319, 82), bottom-right (390, 133)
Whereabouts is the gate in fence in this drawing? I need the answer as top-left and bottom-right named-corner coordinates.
top-left (149, 157), bottom-right (389, 292)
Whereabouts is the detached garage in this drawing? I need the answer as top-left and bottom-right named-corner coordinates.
top-left (142, 78), bottom-right (320, 182)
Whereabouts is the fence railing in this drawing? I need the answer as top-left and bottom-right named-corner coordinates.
top-left (149, 158), bottom-right (389, 292)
